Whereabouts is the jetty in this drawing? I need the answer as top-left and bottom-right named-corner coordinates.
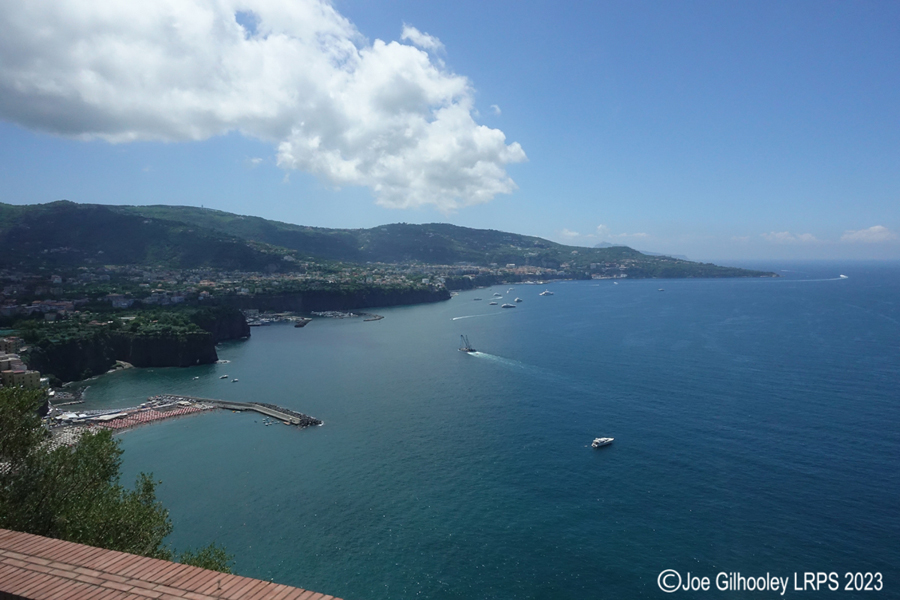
top-left (175, 395), bottom-right (323, 427)
top-left (49, 394), bottom-right (321, 443)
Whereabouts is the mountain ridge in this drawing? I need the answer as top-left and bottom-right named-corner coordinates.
top-left (0, 201), bottom-right (775, 278)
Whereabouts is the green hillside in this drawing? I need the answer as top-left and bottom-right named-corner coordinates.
top-left (0, 201), bottom-right (296, 271)
top-left (0, 201), bottom-right (775, 278)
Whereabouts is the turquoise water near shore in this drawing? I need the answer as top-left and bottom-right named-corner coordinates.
top-left (81, 262), bottom-right (900, 599)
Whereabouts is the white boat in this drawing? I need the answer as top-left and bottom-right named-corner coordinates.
top-left (489, 301), bottom-right (498, 305)
top-left (840, 274), bottom-right (849, 279)
top-left (493, 292), bottom-right (503, 297)
top-left (501, 303), bottom-right (515, 308)
top-left (459, 335), bottom-right (476, 353)
top-left (539, 290), bottom-right (554, 296)
top-left (219, 375), bottom-right (228, 379)
top-left (515, 298), bottom-right (522, 302)
top-left (592, 437), bottom-right (614, 448)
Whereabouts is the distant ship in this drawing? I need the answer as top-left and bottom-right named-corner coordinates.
top-left (493, 292), bottom-right (503, 297)
top-left (539, 290), bottom-right (554, 296)
top-left (501, 303), bottom-right (515, 308)
top-left (840, 274), bottom-right (849, 279)
top-left (515, 297), bottom-right (522, 302)
top-left (592, 437), bottom-right (614, 448)
top-left (473, 298), bottom-right (482, 301)
top-left (489, 301), bottom-right (498, 305)
top-left (459, 335), bottom-right (476, 353)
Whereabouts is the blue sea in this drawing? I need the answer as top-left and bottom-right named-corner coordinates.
top-left (79, 262), bottom-right (900, 599)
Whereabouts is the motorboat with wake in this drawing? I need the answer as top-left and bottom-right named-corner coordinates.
top-left (459, 335), bottom-right (476, 353)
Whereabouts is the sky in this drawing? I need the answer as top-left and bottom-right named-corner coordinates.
top-left (0, 0), bottom-right (898, 261)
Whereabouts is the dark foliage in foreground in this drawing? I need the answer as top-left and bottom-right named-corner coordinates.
top-left (0, 387), bottom-right (233, 573)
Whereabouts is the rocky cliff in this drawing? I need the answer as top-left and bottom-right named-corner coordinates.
top-left (187, 306), bottom-right (251, 342)
top-left (26, 330), bottom-right (218, 383)
top-left (216, 287), bottom-right (450, 312)
top-left (24, 308), bottom-right (249, 383)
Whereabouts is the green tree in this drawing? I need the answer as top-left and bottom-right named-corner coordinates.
top-left (0, 387), bottom-right (232, 572)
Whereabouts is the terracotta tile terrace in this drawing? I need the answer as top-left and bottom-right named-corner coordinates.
top-left (0, 528), bottom-right (343, 600)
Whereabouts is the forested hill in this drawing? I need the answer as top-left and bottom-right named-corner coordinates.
top-left (0, 201), bottom-right (775, 278)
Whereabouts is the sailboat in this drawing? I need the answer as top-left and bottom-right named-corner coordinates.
top-left (459, 335), bottom-right (476, 353)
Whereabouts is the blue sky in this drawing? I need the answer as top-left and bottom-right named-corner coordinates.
top-left (0, 0), bottom-right (897, 260)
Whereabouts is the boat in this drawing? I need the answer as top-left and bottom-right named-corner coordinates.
top-left (839, 274), bottom-right (849, 279)
top-left (515, 297), bottom-right (522, 302)
top-left (459, 335), bottom-right (476, 353)
top-left (294, 318), bottom-right (312, 327)
top-left (658, 288), bottom-right (664, 292)
top-left (501, 303), bottom-right (515, 308)
top-left (473, 298), bottom-right (482, 301)
top-left (539, 290), bottom-right (554, 296)
top-left (489, 301), bottom-right (498, 305)
top-left (592, 437), bottom-right (614, 448)
top-left (231, 378), bottom-right (239, 383)
top-left (219, 375), bottom-right (228, 379)
top-left (493, 292), bottom-right (503, 297)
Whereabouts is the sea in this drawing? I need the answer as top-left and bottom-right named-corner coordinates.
top-left (76, 261), bottom-right (900, 599)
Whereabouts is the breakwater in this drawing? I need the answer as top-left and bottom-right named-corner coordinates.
top-left (50, 394), bottom-right (321, 443)
top-left (185, 396), bottom-right (323, 427)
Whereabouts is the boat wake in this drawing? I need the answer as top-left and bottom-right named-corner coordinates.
top-left (469, 351), bottom-right (604, 399)
top-left (452, 313), bottom-right (502, 321)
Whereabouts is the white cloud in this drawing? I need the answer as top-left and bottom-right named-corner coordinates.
top-left (246, 157), bottom-right (264, 168)
top-left (0, 0), bottom-right (525, 212)
top-left (840, 225), bottom-right (898, 243)
top-left (761, 231), bottom-right (819, 244)
top-left (595, 224), bottom-right (648, 241)
top-left (559, 228), bottom-right (581, 238)
top-left (490, 104), bottom-right (501, 115)
top-left (400, 25), bottom-right (445, 53)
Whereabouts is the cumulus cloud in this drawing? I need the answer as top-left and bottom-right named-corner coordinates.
top-left (490, 104), bottom-right (501, 115)
top-left (840, 225), bottom-right (897, 243)
top-left (559, 228), bottom-right (581, 238)
top-left (400, 25), bottom-right (445, 53)
top-left (761, 231), bottom-right (819, 244)
top-left (0, 0), bottom-right (524, 212)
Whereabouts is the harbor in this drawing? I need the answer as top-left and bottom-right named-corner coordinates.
top-left (49, 393), bottom-right (321, 444)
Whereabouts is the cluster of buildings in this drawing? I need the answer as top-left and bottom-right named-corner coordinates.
top-left (0, 336), bottom-right (46, 391)
top-left (0, 259), bottom-right (578, 320)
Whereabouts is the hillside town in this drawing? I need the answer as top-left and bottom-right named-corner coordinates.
top-left (0, 259), bottom-right (587, 323)
top-left (0, 335), bottom-right (46, 391)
